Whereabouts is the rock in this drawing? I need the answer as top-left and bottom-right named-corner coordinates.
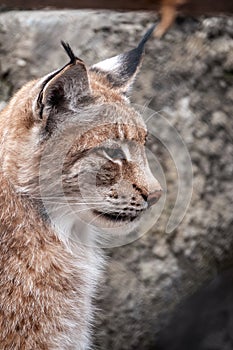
top-left (0, 10), bottom-right (232, 350)
top-left (226, 87), bottom-right (233, 101)
top-left (157, 269), bottom-right (233, 350)
top-left (211, 111), bottom-right (228, 126)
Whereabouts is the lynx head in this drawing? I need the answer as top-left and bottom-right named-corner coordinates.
top-left (0, 26), bottom-right (162, 243)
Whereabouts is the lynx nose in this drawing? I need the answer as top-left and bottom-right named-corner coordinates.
top-left (147, 188), bottom-right (163, 207)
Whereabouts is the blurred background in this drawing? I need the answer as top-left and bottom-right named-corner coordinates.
top-left (0, 4), bottom-right (232, 350)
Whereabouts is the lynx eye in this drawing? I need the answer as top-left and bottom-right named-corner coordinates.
top-left (103, 147), bottom-right (125, 160)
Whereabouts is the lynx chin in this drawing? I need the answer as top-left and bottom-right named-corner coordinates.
top-left (0, 26), bottom-right (162, 349)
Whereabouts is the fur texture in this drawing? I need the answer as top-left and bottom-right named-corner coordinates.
top-left (0, 28), bottom-right (162, 349)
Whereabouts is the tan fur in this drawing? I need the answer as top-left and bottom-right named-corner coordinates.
top-left (0, 36), bottom-right (162, 349)
top-left (0, 168), bottom-right (99, 349)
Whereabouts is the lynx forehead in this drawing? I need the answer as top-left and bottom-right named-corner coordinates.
top-left (0, 26), bottom-right (162, 349)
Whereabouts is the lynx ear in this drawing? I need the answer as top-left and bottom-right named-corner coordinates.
top-left (90, 25), bottom-right (155, 95)
top-left (34, 42), bottom-right (90, 123)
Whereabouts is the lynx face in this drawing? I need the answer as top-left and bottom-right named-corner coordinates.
top-left (0, 28), bottom-right (162, 240)
top-left (59, 104), bottom-right (161, 232)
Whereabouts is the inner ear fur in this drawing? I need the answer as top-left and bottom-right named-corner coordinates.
top-left (35, 61), bottom-right (90, 120)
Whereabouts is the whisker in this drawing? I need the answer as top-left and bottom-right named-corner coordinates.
top-left (43, 200), bottom-right (104, 205)
top-left (48, 205), bottom-right (102, 215)
top-left (27, 194), bottom-right (103, 201)
top-left (86, 207), bottom-right (126, 226)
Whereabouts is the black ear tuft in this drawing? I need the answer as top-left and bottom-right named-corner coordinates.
top-left (61, 41), bottom-right (84, 65)
top-left (137, 24), bottom-right (156, 52)
top-left (61, 41), bottom-right (77, 64)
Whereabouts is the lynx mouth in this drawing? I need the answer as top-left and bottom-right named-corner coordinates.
top-left (93, 210), bottom-right (142, 223)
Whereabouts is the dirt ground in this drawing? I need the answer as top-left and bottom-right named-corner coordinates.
top-left (0, 10), bottom-right (232, 349)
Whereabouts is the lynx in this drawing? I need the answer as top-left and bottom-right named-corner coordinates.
top-left (0, 26), bottom-right (162, 349)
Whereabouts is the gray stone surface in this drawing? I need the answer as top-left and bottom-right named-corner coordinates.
top-left (0, 10), bottom-right (232, 350)
top-left (157, 269), bottom-right (233, 350)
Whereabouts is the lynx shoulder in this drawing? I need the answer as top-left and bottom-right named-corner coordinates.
top-left (0, 27), bottom-right (162, 349)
